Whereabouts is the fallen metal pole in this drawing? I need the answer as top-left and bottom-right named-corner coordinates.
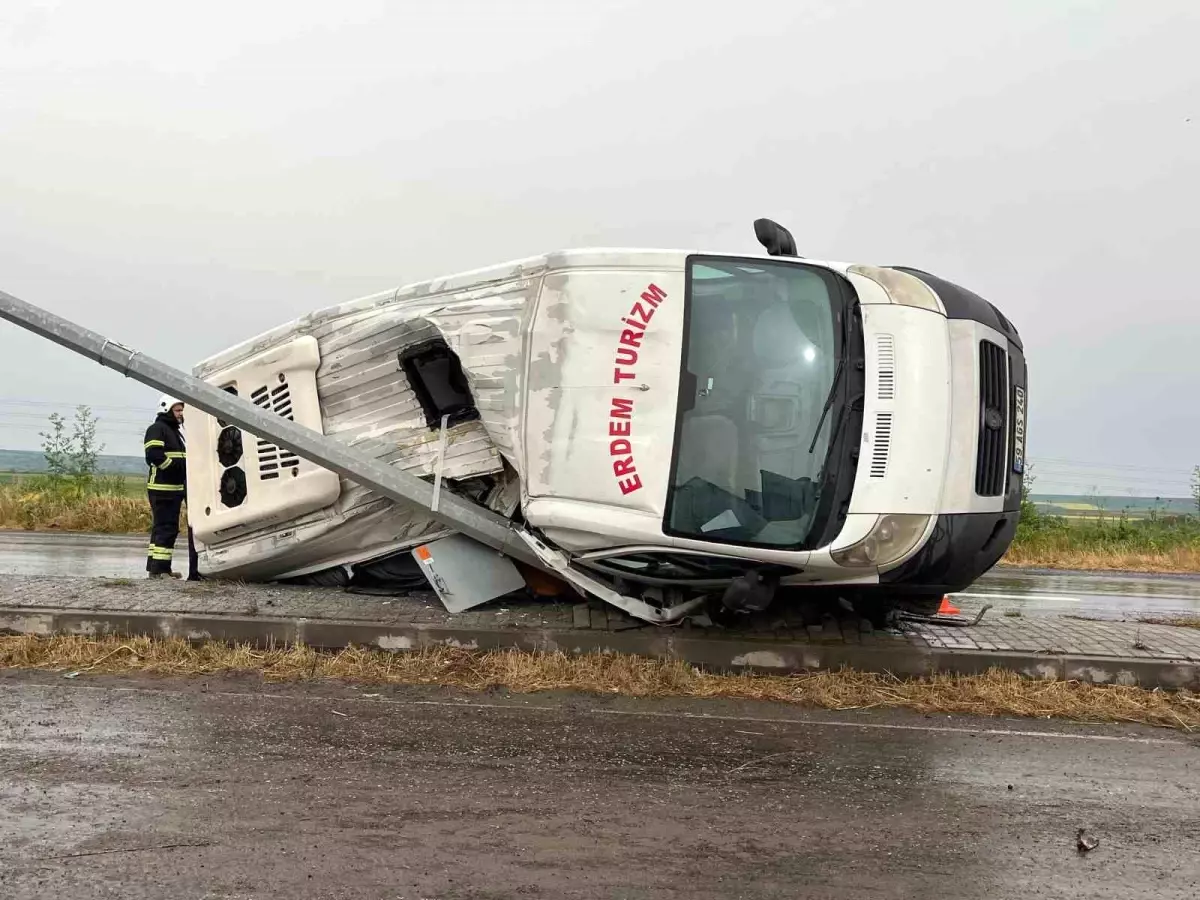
top-left (0, 287), bottom-right (549, 571)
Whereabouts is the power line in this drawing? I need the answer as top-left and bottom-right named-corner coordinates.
top-left (1032, 472), bottom-right (1194, 486)
top-left (1027, 465), bottom-right (1191, 481)
top-left (0, 417), bottom-right (145, 427)
top-left (1032, 472), bottom-right (1192, 485)
top-left (0, 398), bottom-right (148, 413)
top-left (0, 420), bottom-right (144, 430)
top-left (1029, 475), bottom-right (1192, 489)
top-left (1029, 457), bottom-right (1194, 476)
top-left (1033, 481), bottom-right (1192, 495)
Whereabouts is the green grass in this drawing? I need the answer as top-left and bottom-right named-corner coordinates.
top-left (0, 471), bottom-right (143, 498)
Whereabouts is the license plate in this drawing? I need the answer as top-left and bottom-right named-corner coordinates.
top-left (1012, 386), bottom-right (1026, 473)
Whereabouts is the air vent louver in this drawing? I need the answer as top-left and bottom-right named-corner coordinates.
top-left (876, 334), bottom-right (895, 401)
top-left (252, 379), bottom-right (299, 480)
top-left (870, 411), bottom-right (893, 478)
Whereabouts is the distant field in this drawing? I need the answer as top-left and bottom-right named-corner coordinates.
top-left (1031, 494), bottom-right (1195, 520)
top-left (1036, 508), bottom-right (1192, 521)
top-left (0, 449), bottom-right (144, 475)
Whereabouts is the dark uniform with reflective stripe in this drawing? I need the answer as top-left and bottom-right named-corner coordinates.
top-left (144, 411), bottom-right (188, 576)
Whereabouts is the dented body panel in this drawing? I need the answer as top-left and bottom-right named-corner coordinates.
top-left (523, 263), bottom-right (684, 514)
top-left (190, 256), bottom-right (547, 580)
top-left (189, 250), bottom-right (692, 580)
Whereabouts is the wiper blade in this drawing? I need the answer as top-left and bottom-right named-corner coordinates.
top-left (808, 356), bottom-right (845, 454)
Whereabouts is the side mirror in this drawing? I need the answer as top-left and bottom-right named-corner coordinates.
top-left (753, 218), bottom-right (799, 258)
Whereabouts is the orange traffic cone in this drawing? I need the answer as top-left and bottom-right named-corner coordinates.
top-left (938, 595), bottom-right (961, 616)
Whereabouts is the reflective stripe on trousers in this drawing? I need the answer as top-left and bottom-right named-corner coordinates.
top-left (147, 491), bottom-right (183, 575)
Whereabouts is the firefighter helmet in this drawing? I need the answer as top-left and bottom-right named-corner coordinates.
top-left (157, 394), bottom-right (184, 415)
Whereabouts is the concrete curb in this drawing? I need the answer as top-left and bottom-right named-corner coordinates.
top-left (3, 605), bottom-right (1198, 691)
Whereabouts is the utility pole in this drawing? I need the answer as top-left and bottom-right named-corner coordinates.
top-left (0, 287), bottom-right (548, 572)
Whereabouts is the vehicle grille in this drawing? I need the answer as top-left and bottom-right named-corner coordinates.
top-left (975, 341), bottom-right (1008, 496)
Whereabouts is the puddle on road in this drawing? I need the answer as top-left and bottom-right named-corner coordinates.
top-left (960, 571), bottom-right (1200, 619)
top-left (984, 572), bottom-right (1200, 599)
top-left (0, 719), bottom-right (170, 759)
top-left (1, 689), bottom-right (173, 760)
top-left (0, 687), bottom-right (198, 862)
top-left (0, 541), bottom-right (191, 579)
top-left (0, 780), bottom-right (155, 858)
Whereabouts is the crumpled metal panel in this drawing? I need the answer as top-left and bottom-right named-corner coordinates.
top-left (192, 258), bottom-right (545, 578)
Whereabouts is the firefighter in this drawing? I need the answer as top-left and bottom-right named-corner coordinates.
top-left (144, 395), bottom-right (194, 579)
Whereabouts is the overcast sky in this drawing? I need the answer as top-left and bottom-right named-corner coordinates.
top-left (1, 0), bottom-right (1197, 496)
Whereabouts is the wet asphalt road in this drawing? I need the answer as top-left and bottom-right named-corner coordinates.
top-left (1, 531), bottom-right (1198, 620)
top-left (0, 531), bottom-right (196, 581)
top-left (2, 672), bottom-right (1199, 899)
top-left (955, 568), bottom-right (1200, 619)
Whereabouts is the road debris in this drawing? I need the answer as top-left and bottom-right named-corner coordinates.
top-left (1076, 828), bottom-right (1099, 853)
top-left (900, 603), bottom-right (994, 628)
top-left (38, 840), bottom-right (213, 861)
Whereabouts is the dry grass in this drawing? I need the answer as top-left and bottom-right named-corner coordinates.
top-left (1137, 616), bottom-right (1200, 630)
top-left (0, 485), bottom-right (151, 533)
top-left (0, 483), bottom-right (175, 534)
top-left (1007, 514), bottom-right (1200, 573)
top-left (1001, 543), bottom-right (1200, 573)
top-left (3, 634), bottom-right (1199, 730)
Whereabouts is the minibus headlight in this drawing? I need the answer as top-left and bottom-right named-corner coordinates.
top-left (831, 514), bottom-right (932, 568)
top-left (848, 265), bottom-right (943, 313)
